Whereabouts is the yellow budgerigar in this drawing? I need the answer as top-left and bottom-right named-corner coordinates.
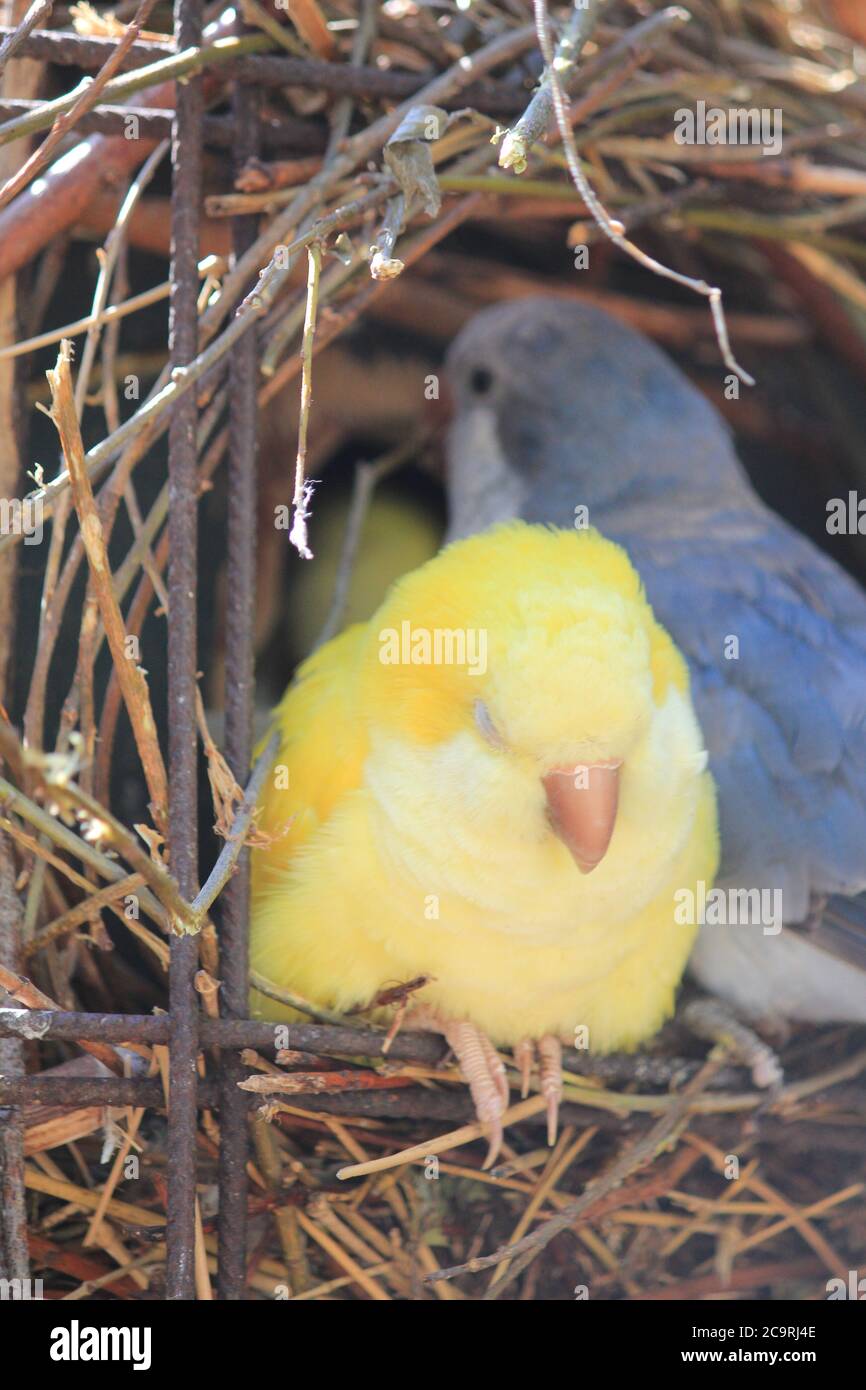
top-left (251, 523), bottom-right (718, 1163)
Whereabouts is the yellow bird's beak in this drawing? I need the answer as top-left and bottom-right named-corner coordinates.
top-left (543, 761), bottom-right (622, 873)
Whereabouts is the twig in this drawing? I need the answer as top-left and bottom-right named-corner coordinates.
top-left (532, 0), bottom-right (754, 386)
top-left (0, 0), bottom-right (50, 76)
top-left (0, 833), bottom-right (28, 1281)
top-left (0, 29), bottom-right (272, 147)
top-left (45, 341), bottom-right (169, 833)
top-left (498, 0), bottom-right (605, 172)
top-left (0, 766), bottom-right (166, 929)
top-left (0, 28), bottom-right (534, 559)
top-left (74, 137), bottom-right (170, 414)
top-left (249, 968), bottom-right (350, 1027)
top-left (24, 872), bottom-right (144, 958)
top-left (190, 730), bottom-right (279, 924)
top-left (425, 1053), bottom-right (725, 1293)
top-left (289, 241), bottom-right (322, 559)
top-left (336, 1096), bottom-right (550, 1179)
top-left (259, 190), bottom-right (487, 407)
top-left (0, 0), bottom-right (158, 211)
top-left (201, 22), bottom-right (535, 342)
top-left (238, 0), bottom-right (306, 58)
top-left (275, 0), bottom-right (335, 60)
top-left (0, 275), bottom-right (183, 361)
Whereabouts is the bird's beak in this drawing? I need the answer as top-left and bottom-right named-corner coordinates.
top-left (543, 761), bottom-right (622, 874)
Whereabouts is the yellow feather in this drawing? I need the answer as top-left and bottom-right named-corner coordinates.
top-left (251, 523), bottom-right (717, 1051)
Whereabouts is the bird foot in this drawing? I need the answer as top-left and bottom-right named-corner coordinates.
top-left (682, 998), bottom-right (784, 1091)
top-left (515, 1035), bottom-right (563, 1146)
top-left (408, 1009), bottom-right (509, 1167)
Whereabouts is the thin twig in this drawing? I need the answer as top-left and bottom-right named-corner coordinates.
top-left (0, 0), bottom-right (50, 76)
top-left (426, 1053), bottom-right (725, 1294)
top-left (289, 241), bottom-right (322, 559)
top-left (532, 0), bottom-right (754, 385)
top-left (0, 0), bottom-right (158, 211)
top-left (498, 0), bottom-right (605, 172)
top-left (45, 341), bottom-right (169, 833)
top-left (190, 730), bottom-right (279, 924)
top-left (0, 29), bottom-right (272, 147)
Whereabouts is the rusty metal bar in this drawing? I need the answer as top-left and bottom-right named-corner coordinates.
top-left (0, 840), bottom-right (28, 1282)
top-left (166, 0), bottom-right (204, 1301)
top-left (0, 1076), bottom-right (480, 1123)
top-left (0, 26), bottom-right (175, 66)
top-left (215, 45), bottom-right (260, 1302)
top-left (0, 1009), bottom-right (447, 1060)
top-left (0, 102), bottom-right (324, 146)
top-left (0, 27), bottom-right (527, 113)
top-left (1, 1074), bottom-right (622, 1130)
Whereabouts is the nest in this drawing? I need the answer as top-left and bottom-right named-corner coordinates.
top-left (0, 0), bottom-right (865, 1301)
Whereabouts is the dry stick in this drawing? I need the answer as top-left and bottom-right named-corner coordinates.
top-left (74, 137), bottom-right (170, 415)
top-left (52, 145), bottom-right (171, 940)
top-left (0, 784), bottom-right (167, 929)
top-left (0, 0), bottom-right (158, 211)
top-left (249, 968), bottom-right (349, 1026)
top-left (259, 139), bottom-right (498, 379)
top-left (0, 0), bottom-right (48, 76)
top-left (0, 963), bottom-right (129, 1072)
top-left (0, 29), bottom-right (272, 146)
top-left (326, 0), bottom-right (375, 156)
top-left (41, 775), bottom-right (194, 932)
top-left (534, 0), bottom-right (753, 385)
top-left (276, 0), bottom-right (334, 61)
top-left (24, 872), bottom-right (144, 959)
top-left (289, 241), bottom-right (321, 559)
top-left (188, 729), bottom-right (279, 926)
top-left (258, 208), bottom-right (370, 374)
top-left (426, 1054), bottom-right (724, 1295)
top-left (1, 195), bottom-right (379, 547)
top-left (499, 0), bottom-right (606, 171)
top-left (0, 260), bottom-right (217, 361)
top-left (0, 833), bottom-right (28, 1281)
top-left (239, 0), bottom-right (306, 58)
top-left (337, 1096), bottom-right (550, 1180)
top-left (0, 25), bottom-right (536, 553)
top-left (46, 341), bottom-right (169, 833)
top-left (258, 190), bottom-right (487, 408)
top-left (200, 21), bottom-right (535, 341)
top-left (95, 394), bottom-right (228, 801)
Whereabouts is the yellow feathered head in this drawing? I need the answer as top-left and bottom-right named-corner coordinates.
top-left (357, 523), bottom-right (702, 875)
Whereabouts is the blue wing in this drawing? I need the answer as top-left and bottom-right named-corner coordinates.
top-left (605, 502), bottom-right (866, 930)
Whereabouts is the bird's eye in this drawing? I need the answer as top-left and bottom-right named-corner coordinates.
top-left (474, 699), bottom-right (506, 750)
top-left (468, 365), bottom-right (495, 397)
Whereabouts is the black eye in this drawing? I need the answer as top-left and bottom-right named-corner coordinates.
top-left (468, 365), bottom-right (495, 397)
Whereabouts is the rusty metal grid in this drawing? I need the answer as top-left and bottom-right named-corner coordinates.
top-left (1, 0), bottom-right (296, 1303)
top-left (0, 0), bottom-right (526, 1302)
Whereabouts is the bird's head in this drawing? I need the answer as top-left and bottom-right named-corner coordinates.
top-left (444, 296), bottom-right (748, 539)
top-left (358, 524), bottom-right (712, 911)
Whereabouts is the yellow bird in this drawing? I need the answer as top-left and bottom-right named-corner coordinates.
top-left (251, 523), bottom-right (718, 1163)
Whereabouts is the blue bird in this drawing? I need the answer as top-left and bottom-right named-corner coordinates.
top-left (445, 295), bottom-right (866, 1026)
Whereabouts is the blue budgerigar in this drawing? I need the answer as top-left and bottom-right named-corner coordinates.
top-left (445, 295), bottom-right (866, 1026)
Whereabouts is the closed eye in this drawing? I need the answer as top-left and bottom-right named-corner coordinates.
top-left (474, 699), bottom-right (507, 750)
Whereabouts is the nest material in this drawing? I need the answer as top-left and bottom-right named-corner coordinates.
top-left (0, 0), bottom-right (865, 1299)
